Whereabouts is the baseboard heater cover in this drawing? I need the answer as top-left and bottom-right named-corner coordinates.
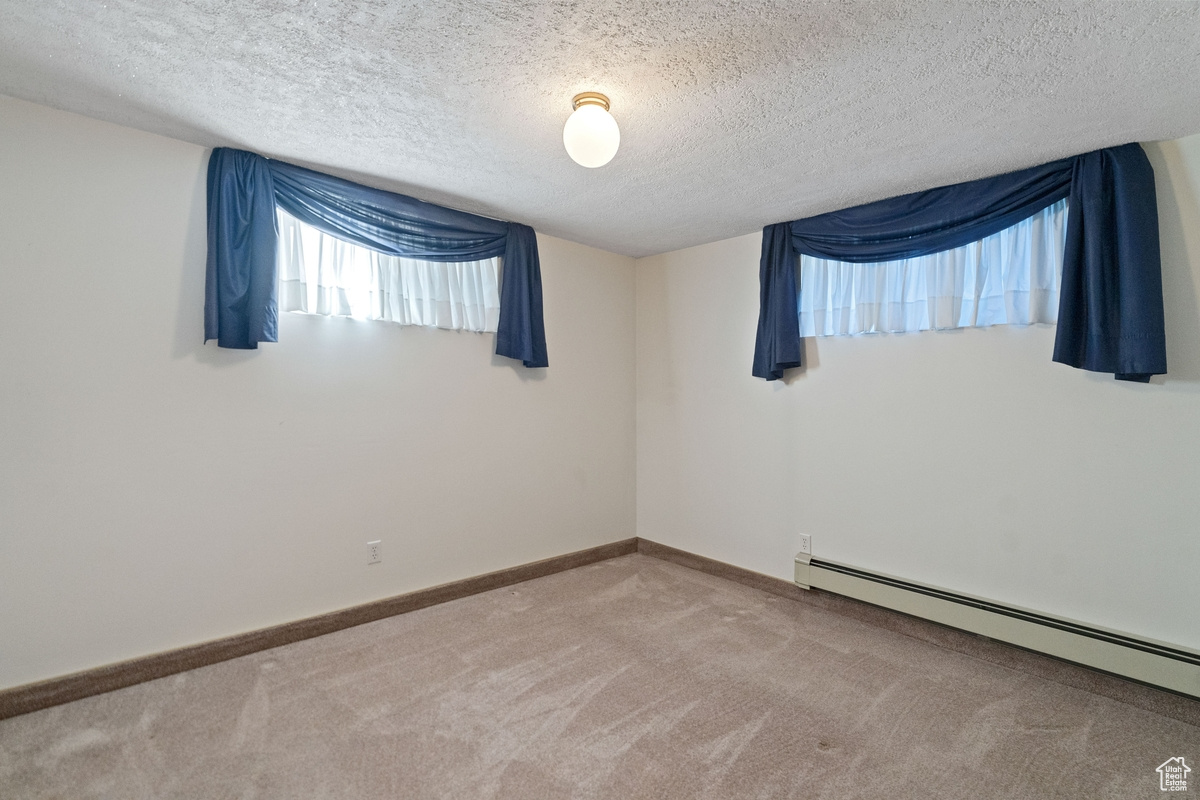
top-left (796, 556), bottom-right (1200, 699)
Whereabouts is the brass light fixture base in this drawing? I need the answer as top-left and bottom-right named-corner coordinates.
top-left (572, 92), bottom-right (610, 112)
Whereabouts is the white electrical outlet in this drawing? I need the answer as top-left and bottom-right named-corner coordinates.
top-left (798, 534), bottom-right (812, 556)
top-left (367, 540), bottom-right (382, 565)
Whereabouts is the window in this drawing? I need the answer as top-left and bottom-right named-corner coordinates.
top-left (276, 208), bottom-right (501, 332)
top-left (799, 198), bottom-right (1067, 336)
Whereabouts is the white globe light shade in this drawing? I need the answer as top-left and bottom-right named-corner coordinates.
top-left (563, 103), bottom-right (620, 168)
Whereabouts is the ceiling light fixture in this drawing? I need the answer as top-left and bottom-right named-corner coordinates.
top-left (563, 92), bottom-right (620, 168)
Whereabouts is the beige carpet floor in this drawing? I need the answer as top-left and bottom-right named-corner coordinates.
top-left (1, 553), bottom-right (1197, 799)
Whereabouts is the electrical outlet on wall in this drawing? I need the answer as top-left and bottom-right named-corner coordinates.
top-left (368, 540), bottom-right (382, 565)
top-left (798, 534), bottom-right (812, 556)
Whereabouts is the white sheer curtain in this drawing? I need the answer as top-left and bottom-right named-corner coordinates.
top-left (799, 198), bottom-right (1068, 336)
top-left (276, 209), bottom-right (501, 332)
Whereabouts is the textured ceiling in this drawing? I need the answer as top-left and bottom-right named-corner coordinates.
top-left (2, 1), bottom-right (1200, 257)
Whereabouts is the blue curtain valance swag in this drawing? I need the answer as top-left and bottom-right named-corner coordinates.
top-left (204, 147), bottom-right (548, 368)
top-left (753, 143), bottom-right (1166, 383)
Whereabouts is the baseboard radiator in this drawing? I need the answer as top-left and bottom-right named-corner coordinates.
top-left (795, 556), bottom-right (1200, 698)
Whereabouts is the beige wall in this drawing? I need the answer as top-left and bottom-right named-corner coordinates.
top-left (0, 95), bottom-right (636, 690)
top-left (636, 135), bottom-right (1200, 651)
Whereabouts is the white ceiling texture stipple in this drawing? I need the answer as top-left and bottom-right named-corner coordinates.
top-left (2, 1), bottom-right (1199, 258)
